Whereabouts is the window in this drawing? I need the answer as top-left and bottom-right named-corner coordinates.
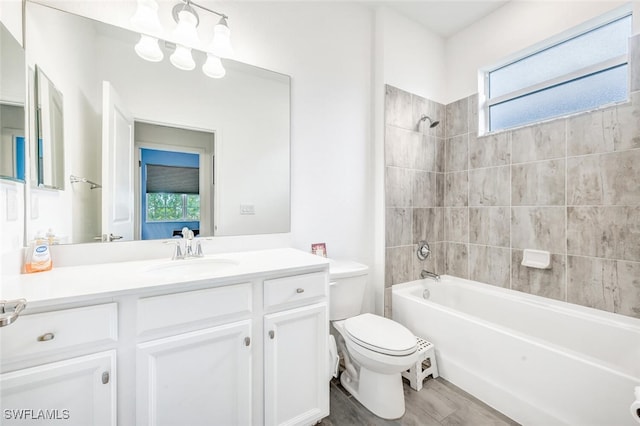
top-left (484, 11), bottom-right (632, 132)
top-left (145, 164), bottom-right (200, 222)
top-left (146, 193), bottom-right (200, 222)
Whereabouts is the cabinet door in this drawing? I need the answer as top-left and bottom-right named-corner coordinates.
top-left (264, 303), bottom-right (329, 426)
top-left (136, 320), bottom-right (252, 426)
top-left (0, 351), bottom-right (116, 426)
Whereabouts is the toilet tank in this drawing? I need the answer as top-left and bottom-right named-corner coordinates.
top-left (329, 259), bottom-right (369, 321)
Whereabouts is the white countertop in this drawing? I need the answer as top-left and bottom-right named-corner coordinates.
top-left (0, 248), bottom-right (329, 308)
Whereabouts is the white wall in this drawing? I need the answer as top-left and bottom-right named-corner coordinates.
top-left (377, 6), bottom-right (447, 104)
top-left (445, 1), bottom-right (630, 103)
top-left (0, 0), bottom-right (23, 46)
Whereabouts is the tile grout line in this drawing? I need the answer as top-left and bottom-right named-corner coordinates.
top-left (564, 118), bottom-right (569, 303)
top-left (509, 130), bottom-right (513, 291)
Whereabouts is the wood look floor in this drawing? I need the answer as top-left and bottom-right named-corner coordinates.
top-left (319, 376), bottom-right (520, 426)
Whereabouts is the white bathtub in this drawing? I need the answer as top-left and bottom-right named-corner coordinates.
top-left (392, 276), bottom-right (640, 426)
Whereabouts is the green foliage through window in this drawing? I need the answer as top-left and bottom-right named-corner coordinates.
top-left (146, 193), bottom-right (200, 222)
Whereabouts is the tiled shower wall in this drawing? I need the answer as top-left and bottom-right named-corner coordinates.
top-left (384, 34), bottom-right (640, 320)
top-left (384, 85), bottom-right (446, 317)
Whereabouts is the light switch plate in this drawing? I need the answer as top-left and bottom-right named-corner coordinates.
top-left (240, 204), bottom-right (255, 215)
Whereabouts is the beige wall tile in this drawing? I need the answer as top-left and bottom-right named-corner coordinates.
top-left (468, 166), bottom-right (510, 206)
top-left (469, 245), bottom-right (510, 288)
top-left (567, 256), bottom-right (640, 319)
top-left (385, 208), bottom-right (412, 248)
top-left (385, 246), bottom-right (413, 287)
top-left (512, 159), bottom-right (565, 206)
top-left (511, 250), bottom-right (566, 301)
top-left (446, 97), bottom-right (468, 138)
top-left (469, 94), bottom-right (479, 135)
top-left (412, 208), bottom-right (444, 244)
top-left (413, 171), bottom-right (440, 208)
top-left (446, 134), bottom-right (469, 172)
top-left (384, 125), bottom-right (420, 169)
top-left (384, 287), bottom-right (393, 318)
top-left (385, 85), bottom-right (413, 130)
top-left (567, 149), bottom-right (640, 206)
top-left (446, 242), bottom-right (469, 279)
top-left (385, 166), bottom-right (412, 207)
top-left (469, 207), bottom-right (509, 247)
top-left (470, 132), bottom-right (510, 169)
top-left (567, 109), bottom-right (613, 156)
top-left (607, 91), bottom-right (640, 152)
top-left (567, 206), bottom-right (640, 262)
top-left (444, 171), bottom-right (468, 207)
top-left (444, 207), bottom-right (468, 243)
top-left (511, 120), bottom-right (566, 163)
top-left (511, 206), bottom-right (565, 253)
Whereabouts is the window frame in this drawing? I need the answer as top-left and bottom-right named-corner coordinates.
top-left (480, 5), bottom-right (633, 135)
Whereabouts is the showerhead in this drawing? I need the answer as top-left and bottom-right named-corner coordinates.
top-left (419, 115), bottom-right (440, 129)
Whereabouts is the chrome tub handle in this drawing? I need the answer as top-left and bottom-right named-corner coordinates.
top-left (0, 299), bottom-right (27, 327)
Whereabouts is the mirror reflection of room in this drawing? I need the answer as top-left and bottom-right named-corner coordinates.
top-left (0, 22), bottom-right (26, 182)
top-left (24, 1), bottom-right (290, 245)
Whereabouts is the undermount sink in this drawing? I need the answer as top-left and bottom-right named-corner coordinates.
top-left (141, 257), bottom-right (239, 279)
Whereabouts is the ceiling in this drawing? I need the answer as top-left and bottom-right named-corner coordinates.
top-left (379, 1), bottom-right (510, 38)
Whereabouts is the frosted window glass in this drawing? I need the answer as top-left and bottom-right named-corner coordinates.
top-left (489, 15), bottom-right (631, 98)
top-left (490, 65), bottom-right (628, 131)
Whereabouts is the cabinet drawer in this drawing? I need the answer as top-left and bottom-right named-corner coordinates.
top-left (137, 283), bottom-right (252, 335)
top-left (264, 272), bottom-right (326, 309)
top-left (0, 303), bottom-right (118, 362)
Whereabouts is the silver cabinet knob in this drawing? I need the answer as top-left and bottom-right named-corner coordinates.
top-left (37, 332), bottom-right (55, 342)
top-left (296, 288), bottom-right (304, 294)
top-left (244, 337), bottom-right (251, 347)
top-left (269, 330), bottom-right (275, 339)
top-left (102, 371), bottom-right (110, 384)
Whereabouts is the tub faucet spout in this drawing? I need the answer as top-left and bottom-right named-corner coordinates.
top-left (421, 270), bottom-right (440, 282)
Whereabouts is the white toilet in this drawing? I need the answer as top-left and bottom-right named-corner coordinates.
top-left (329, 259), bottom-right (418, 419)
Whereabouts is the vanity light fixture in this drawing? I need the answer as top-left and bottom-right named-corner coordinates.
top-left (131, 0), bottom-right (233, 78)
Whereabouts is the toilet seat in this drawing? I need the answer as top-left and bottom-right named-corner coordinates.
top-left (344, 313), bottom-right (417, 356)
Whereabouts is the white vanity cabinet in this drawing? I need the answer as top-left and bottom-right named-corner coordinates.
top-left (0, 249), bottom-right (330, 426)
top-left (263, 272), bottom-right (329, 426)
top-left (0, 304), bottom-right (118, 426)
top-left (137, 321), bottom-right (252, 426)
top-left (135, 283), bottom-right (253, 426)
top-left (0, 351), bottom-right (116, 426)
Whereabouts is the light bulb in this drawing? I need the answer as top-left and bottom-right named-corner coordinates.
top-left (170, 44), bottom-right (195, 70)
top-left (202, 54), bottom-right (225, 78)
top-left (173, 9), bottom-right (200, 47)
top-left (208, 17), bottom-right (233, 58)
top-left (131, 0), bottom-right (162, 34)
top-left (134, 34), bottom-right (164, 62)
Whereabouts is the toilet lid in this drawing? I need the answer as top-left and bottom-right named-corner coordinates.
top-left (344, 313), bottom-right (417, 356)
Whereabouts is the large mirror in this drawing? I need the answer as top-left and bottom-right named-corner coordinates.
top-left (0, 21), bottom-right (26, 182)
top-left (24, 1), bottom-right (291, 244)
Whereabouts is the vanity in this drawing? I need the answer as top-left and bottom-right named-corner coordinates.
top-left (0, 248), bottom-right (330, 426)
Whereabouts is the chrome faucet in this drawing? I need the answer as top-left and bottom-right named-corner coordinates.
top-left (169, 227), bottom-right (204, 260)
top-left (421, 269), bottom-right (440, 282)
top-left (182, 227), bottom-right (195, 258)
